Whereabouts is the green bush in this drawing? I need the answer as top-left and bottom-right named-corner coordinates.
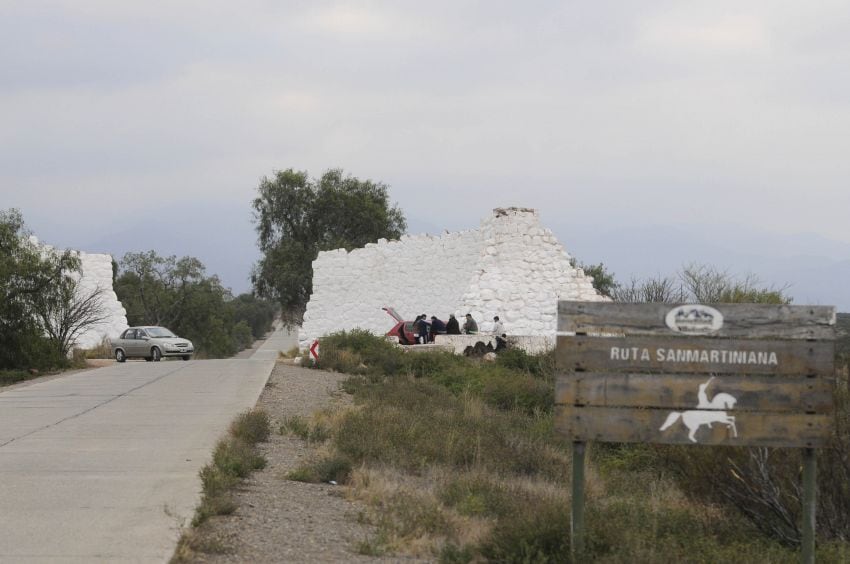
top-left (334, 378), bottom-right (566, 480)
top-left (495, 348), bottom-right (555, 379)
top-left (199, 464), bottom-right (240, 499)
top-left (231, 320), bottom-right (254, 351)
top-left (212, 438), bottom-right (266, 479)
top-left (439, 474), bottom-right (518, 518)
top-left (280, 415), bottom-right (330, 444)
top-left (287, 454), bottom-right (353, 484)
top-left (0, 370), bottom-right (37, 387)
top-left (0, 329), bottom-right (66, 372)
top-left (229, 409), bottom-right (271, 445)
top-left (317, 329), bottom-right (405, 375)
top-left (479, 498), bottom-right (571, 563)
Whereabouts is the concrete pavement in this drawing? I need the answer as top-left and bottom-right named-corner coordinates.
top-left (248, 323), bottom-right (298, 362)
top-left (0, 356), bottom-right (274, 563)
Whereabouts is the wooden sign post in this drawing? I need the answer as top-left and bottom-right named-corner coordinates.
top-left (555, 302), bottom-right (835, 563)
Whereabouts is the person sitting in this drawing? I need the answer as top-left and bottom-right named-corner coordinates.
top-left (462, 313), bottom-right (478, 335)
top-left (429, 316), bottom-right (447, 342)
top-left (445, 314), bottom-right (461, 335)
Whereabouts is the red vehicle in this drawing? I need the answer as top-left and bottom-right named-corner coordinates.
top-left (382, 307), bottom-right (428, 345)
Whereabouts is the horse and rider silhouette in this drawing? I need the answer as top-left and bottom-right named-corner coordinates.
top-left (659, 376), bottom-right (738, 443)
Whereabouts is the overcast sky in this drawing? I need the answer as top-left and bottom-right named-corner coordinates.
top-left (3, 1), bottom-right (849, 307)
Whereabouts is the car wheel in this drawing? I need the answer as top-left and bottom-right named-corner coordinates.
top-left (151, 347), bottom-right (162, 362)
top-left (182, 355), bottom-right (191, 361)
top-left (115, 349), bottom-right (126, 363)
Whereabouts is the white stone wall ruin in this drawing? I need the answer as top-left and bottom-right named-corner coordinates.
top-left (299, 207), bottom-right (606, 349)
top-left (71, 251), bottom-right (129, 349)
top-left (31, 237), bottom-right (128, 350)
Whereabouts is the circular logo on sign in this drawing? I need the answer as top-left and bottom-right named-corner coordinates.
top-left (665, 305), bottom-right (724, 335)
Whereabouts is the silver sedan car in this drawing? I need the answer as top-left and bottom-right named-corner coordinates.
top-left (112, 326), bottom-right (194, 362)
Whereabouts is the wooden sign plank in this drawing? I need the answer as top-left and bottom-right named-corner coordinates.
top-left (555, 405), bottom-right (831, 448)
top-left (555, 336), bottom-right (834, 376)
top-left (555, 373), bottom-right (833, 413)
top-left (558, 302), bottom-right (836, 340)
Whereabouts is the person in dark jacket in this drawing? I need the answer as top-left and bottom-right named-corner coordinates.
top-left (416, 314), bottom-right (430, 344)
top-left (429, 316), bottom-right (447, 341)
top-left (397, 322), bottom-right (411, 345)
top-left (445, 314), bottom-right (461, 335)
top-left (462, 313), bottom-right (479, 335)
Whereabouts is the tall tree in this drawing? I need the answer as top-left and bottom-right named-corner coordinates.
top-left (252, 168), bottom-right (406, 324)
top-left (115, 251), bottom-right (206, 327)
top-left (0, 209), bottom-right (114, 368)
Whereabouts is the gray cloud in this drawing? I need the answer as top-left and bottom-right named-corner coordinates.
top-left (2, 1), bottom-right (849, 304)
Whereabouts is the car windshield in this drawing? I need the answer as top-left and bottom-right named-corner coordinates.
top-left (146, 327), bottom-right (176, 338)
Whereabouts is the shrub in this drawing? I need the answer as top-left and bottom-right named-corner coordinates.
top-left (287, 454), bottom-right (353, 484)
top-left (495, 348), bottom-right (555, 379)
top-left (229, 409), bottom-right (271, 445)
top-left (0, 370), bottom-right (36, 387)
top-left (214, 438), bottom-right (266, 478)
top-left (334, 378), bottom-right (567, 480)
top-left (479, 497), bottom-right (570, 563)
top-left (317, 329), bottom-right (405, 375)
top-left (199, 464), bottom-right (240, 499)
top-left (231, 320), bottom-right (254, 351)
top-left (280, 415), bottom-right (330, 444)
top-left (280, 415), bottom-right (311, 439)
top-left (439, 473), bottom-right (518, 518)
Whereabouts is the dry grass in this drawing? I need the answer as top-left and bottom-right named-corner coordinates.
top-left (170, 409), bottom-right (270, 563)
top-left (285, 333), bottom-right (850, 562)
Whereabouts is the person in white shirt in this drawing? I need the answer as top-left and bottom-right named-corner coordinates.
top-left (492, 315), bottom-right (504, 336)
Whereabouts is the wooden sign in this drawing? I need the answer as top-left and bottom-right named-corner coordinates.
top-left (555, 302), bottom-right (836, 448)
top-left (557, 301), bottom-right (836, 562)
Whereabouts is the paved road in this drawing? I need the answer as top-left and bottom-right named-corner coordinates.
top-left (249, 323), bottom-right (298, 362)
top-left (0, 354), bottom-right (276, 563)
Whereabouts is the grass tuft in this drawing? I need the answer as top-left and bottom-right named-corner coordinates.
top-left (172, 408), bottom-right (271, 561)
top-left (229, 409), bottom-right (271, 445)
top-left (287, 454), bottom-right (353, 484)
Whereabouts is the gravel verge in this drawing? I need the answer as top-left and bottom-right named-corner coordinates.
top-left (182, 362), bottom-right (390, 563)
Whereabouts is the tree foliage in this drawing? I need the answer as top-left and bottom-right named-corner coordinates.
top-left (114, 251), bottom-right (277, 358)
top-left (575, 262), bottom-right (618, 298)
top-left (252, 168), bottom-right (406, 324)
top-left (0, 209), bottom-right (105, 369)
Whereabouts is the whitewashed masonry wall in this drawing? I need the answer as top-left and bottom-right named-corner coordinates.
top-left (72, 251), bottom-right (129, 349)
top-left (32, 237), bottom-right (128, 350)
top-left (299, 207), bottom-right (606, 349)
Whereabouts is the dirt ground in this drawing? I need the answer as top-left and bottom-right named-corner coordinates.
top-left (182, 362), bottom-right (405, 563)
